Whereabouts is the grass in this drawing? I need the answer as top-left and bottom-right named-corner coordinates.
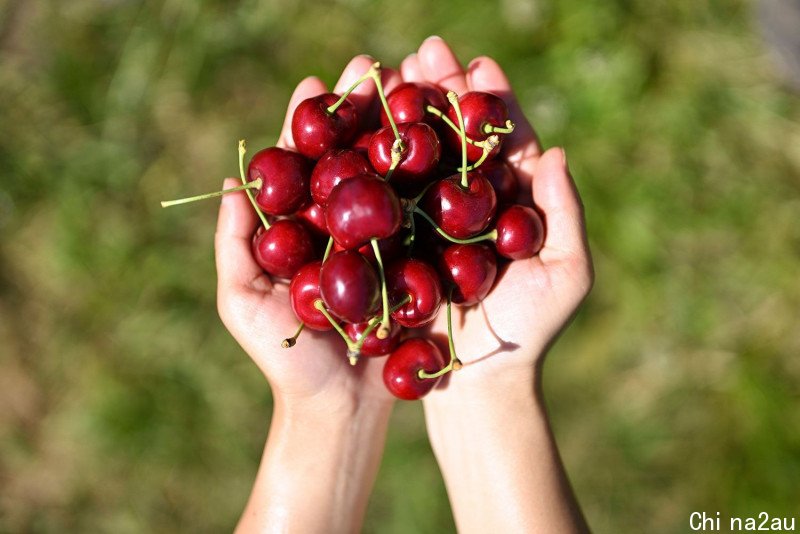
top-left (1, 0), bottom-right (798, 532)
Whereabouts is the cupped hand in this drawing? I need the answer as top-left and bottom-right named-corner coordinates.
top-left (402, 37), bottom-right (594, 394)
top-left (215, 56), bottom-right (401, 408)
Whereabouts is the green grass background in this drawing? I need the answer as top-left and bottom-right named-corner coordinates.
top-left (1, 0), bottom-right (799, 532)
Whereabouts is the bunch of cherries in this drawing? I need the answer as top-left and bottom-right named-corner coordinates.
top-left (162, 62), bottom-right (544, 400)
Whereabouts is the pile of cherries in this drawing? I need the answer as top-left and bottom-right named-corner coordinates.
top-left (162, 62), bottom-right (544, 400)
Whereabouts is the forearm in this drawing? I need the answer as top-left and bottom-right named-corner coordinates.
top-left (236, 396), bottom-right (393, 534)
top-left (423, 369), bottom-right (588, 534)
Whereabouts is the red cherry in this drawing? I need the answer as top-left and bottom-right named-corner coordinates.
top-left (383, 338), bottom-right (445, 400)
top-left (344, 320), bottom-right (401, 357)
top-left (333, 231), bottom-right (405, 266)
top-left (310, 149), bottom-right (373, 207)
top-left (252, 220), bottom-right (315, 279)
top-left (445, 91), bottom-right (509, 162)
top-left (289, 261), bottom-right (331, 331)
top-left (325, 174), bottom-right (402, 250)
top-left (297, 202), bottom-right (329, 236)
top-left (380, 82), bottom-right (448, 127)
top-left (421, 172), bottom-right (497, 239)
top-left (291, 93), bottom-right (358, 160)
top-left (476, 159), bottom-right (519, 207)
top-left (494, 205), bottom-right (545, 260)
top-left (319, 250), bottom-right (380, 323)
top-left (439, 243), bottom-right (498, 306)
top-left (247, 147), bottom-right (311, 215)
top-left (368, 122), bottom-right (441, 193)
top-left (351, 130), bottom-right (375, 155)
top-left (386, 258), bottom-right (442, 328)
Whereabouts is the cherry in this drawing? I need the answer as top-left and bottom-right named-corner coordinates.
top-left (368, 122), bottom-right (441, 192)
top-left (247, 147), bottom-right (312, 215)
top-left (289, 261), bottom-right (332, 331)
top-left (252, 219), bottom-right (315, 279)
top-left (476, 159), bottom-right (518, 207)
top-left (345, 320), bottom-right (401, 357)
top-left (383, 338), bottom-right (445, 400)
top-left (310, 149), bottom-right (373, 207)
top-left (439, 243), bottom-right (498, 306)
top-left (297, 202), bottom-right (329, 236)
top-left (319, 250), bottom-right (381, 323)
top-left (494, 205), bottom-right (545, 260)
top-left (386, 258), bottom-right (442, 328)
top-left (421, 172), bottom-right (497, 239)
top-left (351, 130), bottom-right (375, 155)
top-left (333, 231), bottom-right (405, 266)
top-left (325, 174), bottom-right (401, 250)
top-left (444, 91), bottom-right (509, 162)
top-left (380, 82), bottom-right (448, 127)
top-left (291, 93), bottom-right (358, 160)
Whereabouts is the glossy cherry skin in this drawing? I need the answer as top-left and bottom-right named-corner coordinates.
top-left (310, 149), bottom-right (373, 207)
top-left (289, 261), bottom-right (332, 331)
top-left (439, 243), bottom-right (498, 306)
top-left (445, 91), bottom-right (509, 162)
top-left (351, 130), bottom-right (374, 155)
top-left (383, 338), bottom-right (445, 400)
top-left (297, 202), bottom-right (329, 236)
top-left (494, 205), bottom-right (545, 260)
top-left (368, 122), bottom-right (441, 192)
top-left (291, 93), bottom-right (358, 160)
top-left (325, 174), bottom-right (402, 249)
top-left (319, 250), bottom-right (380, 323)
top-left (421, 172), bottom-right (497, 239)
top-left (247, 147), bottom-right (312, 215)
top-left (344, 320), bottom-right (402, 357)
top-left (252, 219), bottom-right (315, 279)
top-left (476, 159), bottom-right (519, 207)
top-left (380, 82), bottom-right (448, 127)
top-left (386, 258), bottom-right (442, 328)
top-left (333, 231), bottom-right (405, 266)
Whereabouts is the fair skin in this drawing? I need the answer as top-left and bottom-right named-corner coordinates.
top-left (217, 37), bottom-right (592, 533)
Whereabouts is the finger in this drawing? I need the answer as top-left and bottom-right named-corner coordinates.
top-left (466, 56), bottom-right (541, 185)
top-left (400, 53), bottom-right (425, 82)
top-left (381, 66), bottom-right (403, 95)
top-left (417, 36), bottom-right (468, 94)
top-left (533, 148), bottom-right (590, 263)
top-left (215, 178), bottom-right (269, 293)
top-left (334, 54), bottom-right (379, 128)
top-left (277, 76), bottom-right (328, 149)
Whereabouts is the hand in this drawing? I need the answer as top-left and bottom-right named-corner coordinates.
top-left (215, 55), bottom-right (402, 410)
top-left (401, 37), bottom-right (594, 396)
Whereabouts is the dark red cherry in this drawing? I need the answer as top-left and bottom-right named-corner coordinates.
top-left (494, 205), bottom-right (545, 260)
top-left (310, 149), bottom-right (373, 207)
top-left (252, 219), bottom-right (315, 279)
top-left (368, 122), bottom-right (441, 192)
top-left (476, 159), bottom-right (519, 207)
top-left (247, 147), bottom-right (311, 215)
top-left (445, 91), bottom-right (509, 162)
top-left (386, 258), bottom-right (442, 328)
top-left (291, 93), bottom-right (358, 160)
top-left (344, 320), bottom-right (401, 357)
top-left (297, 202), bottom-right (329, 236)
top-left (380, 82), bottom-right (448, 127)
top-left (289, 261), bottom-right (331, 331)
top-left (351, 130), bottom-right (374, 156)
top-left (319, 250), bottom-right (380, 323)
top-left (383, 338), bottom-right (445, 400)
top-left (439, 243), bottom-right (498, 306)
top-left (333, 231), bottom-right (405, 266)
top-left (325, 174), bottom-right (402, 249)
top-left (421, 172), bottom-right (497, 239)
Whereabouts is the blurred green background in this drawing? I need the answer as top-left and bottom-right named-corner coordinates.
top-left (1, 0), bottom-right (799, 532)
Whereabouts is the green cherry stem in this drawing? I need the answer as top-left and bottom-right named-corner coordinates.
top-left (418, 289), bottom-right (462, 379)
top-left (281, 323), bottom-right (305, 348)
top-left (412, 206), bottom-right (498, 244)
top-left (351, 294), bottom-right (412, 353)
top-left (483, 119), bottom-right (515, 135)
top-left (312, 300), bottom-right (359, 362)
top-left (370, 238), bottom-right (391, 339)
top-left (326, 62), bottom-right (379, 115)
top-left (160, 178), bottom-right (262, 208)
top-left (424, 105), bottom-right (480, 147)
top-left (446, 91), bottom-right (470, 188)
top-left (458, 135), bottom-right (499, 172)
top-left (238, 140), bottom-right (271, 229)
top-left (322, 236), bottom-right (334, 262)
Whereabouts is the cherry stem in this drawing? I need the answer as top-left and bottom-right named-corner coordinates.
top-left (238, 140), bottom-right (270, 229)
top-left (446, 91), bottom-right (469, 188)
top-left (322, 236), bottom-right (334, 262)
top-left (326, 62), bottom-right (379, 115)
top-left (483, 119), bottom-right (515, 135)
top-left (313, 299), bottom-right (358, 357)
top-left (383, 138), bottom-right (404, 182)
top-left (425, 105), bottom-right (480, 147)
top-left (458, 135), bottom-right (499, 171)
top-left (412, 206), bottom-right (498, 244)
top-left (370, 239), bottom-right (391, 340)
top-left (160, 178), bottom-right (262, 208)
top-left (281, 322), bottom-right (305, 348)
top-left (418, 289), bottom-right (462, 379)
top-left (351, 294), bottom-right (412, 353)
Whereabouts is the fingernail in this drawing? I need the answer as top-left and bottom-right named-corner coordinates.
top-left (423, 35), bottom-right (443, 44)
top-left (561, 147), bottom-right (568, 169)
